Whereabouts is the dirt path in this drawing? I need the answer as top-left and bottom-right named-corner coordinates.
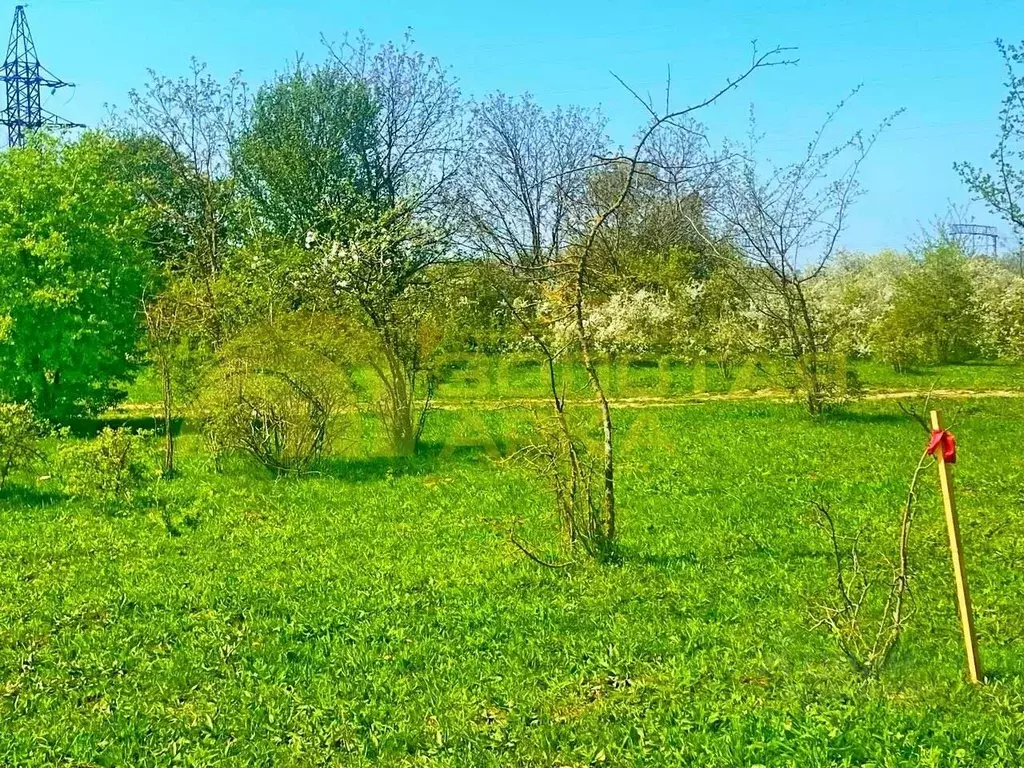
top-left (115, 388), bottom-right (1024, 415)
top-left (431, 388), bottom-right (1024, 410)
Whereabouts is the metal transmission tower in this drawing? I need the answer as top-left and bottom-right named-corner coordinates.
top-left (949, 223), bottom-right (999, 259)
top-left (1, 5), bottom-right (82, 147)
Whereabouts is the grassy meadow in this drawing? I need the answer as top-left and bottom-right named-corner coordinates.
top-left (2, 362), bottom-right (1024, 766)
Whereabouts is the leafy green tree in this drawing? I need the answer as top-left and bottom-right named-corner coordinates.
top-left (0, 133), bottom-right (152, 420)
top-left (233, 63), bottom-right (379, 242)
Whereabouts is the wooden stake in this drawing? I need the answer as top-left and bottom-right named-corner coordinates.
top-left (930, 409), bottom-right (983, 684)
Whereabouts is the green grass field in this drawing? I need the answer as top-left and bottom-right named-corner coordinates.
top-left (3, 369), bottom-right (1024, 765)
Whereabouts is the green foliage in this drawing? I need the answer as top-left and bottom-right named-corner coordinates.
top-left (313, 207), bottom-right (448, 456)
top-left (428, 261), bottom-right (523, 354)
top-left (233, 61), bottom-right (380, 242)
top-left (817, 247), bottom-right (1013, 370)
top-left (6, 39), bottom-right (1024, 765)
top-left (234, 40), bottom-right (459, 457)
top-left (0, 133), bottom-right (152, 420)
top-left (122, 60), bottom-right (246, 283)
top-left (142, 280), bottom-right (215, 402)
top-left (112, 134), bottom-right (200, 272)
top-left (56, 427), bottom-right (158, 509)
top-left (970, 257), bottom-right (1024, 361)
top-left (682, 264), bottom-right (757, 378)
top-left (870, 307), bottom-right (930, 371)
top-left (0, 402), bottom-right (43, 490)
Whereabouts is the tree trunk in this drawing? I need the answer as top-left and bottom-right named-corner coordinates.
top-left (791, 285), bottom-right (824, 416)
top-left (802, 350), bottom-right (824, 416)
top-left (573, 277), bottom-right (615, 545)
top-left (598, 389), bottom-right (615, 541)
top-left (161, 358), bottom-right (175, 477)
top-left (391, 405), bottom-right (417, 457)
top-left (541, 349), bottom-right (581, 548)
top-left (381, 346), bottom-right (419, 457)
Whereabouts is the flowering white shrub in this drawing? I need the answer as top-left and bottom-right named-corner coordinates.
top-left (814, 250), bottom-right (915, 359)
top-left (504, 246), bottom-right (1023, 371)
top-left (969, 258), bottom-right (1024, 360)
top-left (532, 288), bottom-right (677, 357)
top-left (585, 289), bottom-right (677, 354)
top-left (674, 274), bottom-right (764, 377)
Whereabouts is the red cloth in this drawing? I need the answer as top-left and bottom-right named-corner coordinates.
top-left (927, 429), bottom-right (957, 464)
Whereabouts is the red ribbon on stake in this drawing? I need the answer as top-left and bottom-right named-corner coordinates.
top-left (927, 429), bottom-right (957, 464)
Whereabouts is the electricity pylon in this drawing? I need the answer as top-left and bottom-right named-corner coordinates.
top-left (949, 223), bottom-right (999, 259)
top-left (1, 5), bottom-right (82, 147)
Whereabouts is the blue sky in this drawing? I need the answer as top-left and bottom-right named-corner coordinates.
top-left (14, 0), bottom-right (1022, 252)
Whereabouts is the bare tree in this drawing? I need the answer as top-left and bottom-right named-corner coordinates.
top-left (122, 59), bottom-right (246, 287)
top-left (813, 400), bottom-right (938, 677)
top-left (473, 47), bottom-right (795, 558)
top-left (584, 125), bottom-right (727, 298)
top-left (465, 93), bottom-right (607, 268)
top-left (692, 94), bottom-right (899, 414)
top-left (956, 39), bottom-right (1024, 237)
top-left (114, 60), bottom-right (248, 475)
top-left (327, 32), bottom-right (464, 235)
top-left (465, 93), bottom-right (610, 554)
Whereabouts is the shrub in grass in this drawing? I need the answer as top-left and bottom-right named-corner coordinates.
top-left (204, 392), bottom-right (332, 475)
top-left (57, 427), bottom-right (158, 510)
top-left (0, 402), bottom-right (43, 490)
top-left (200, 317), bottom-right (350, 474)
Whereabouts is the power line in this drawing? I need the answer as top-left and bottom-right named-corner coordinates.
top-left (1, 4), bottom-right (82, 147)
